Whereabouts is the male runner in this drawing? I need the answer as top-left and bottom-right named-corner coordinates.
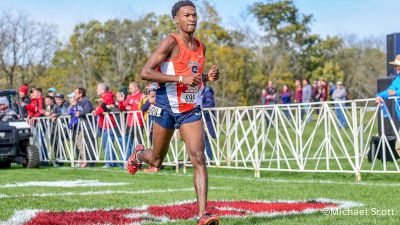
top-left (127, 1), bottom-right (220, 224)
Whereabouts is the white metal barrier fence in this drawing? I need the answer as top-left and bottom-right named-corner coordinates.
top-left (29, 98), bottom-right (400, 178)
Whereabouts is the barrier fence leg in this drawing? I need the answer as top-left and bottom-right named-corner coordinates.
top-left (352, 101), bottom-right (361, 182)
top-left (355, 171), bottom-right (362, 182)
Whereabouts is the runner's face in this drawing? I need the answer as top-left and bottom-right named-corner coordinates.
top-left (175, 6), bottom-right (197, 33)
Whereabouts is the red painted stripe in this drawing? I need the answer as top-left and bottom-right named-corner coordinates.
top-left (24, 200), bottom-right (339, 225)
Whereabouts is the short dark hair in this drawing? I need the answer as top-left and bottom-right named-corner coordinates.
top-left (171, 0), bottom-right (196, 18)
top-left (77, 87), bottom-right (86, 97)
top-left (45, 95), bottom-right (54, 100)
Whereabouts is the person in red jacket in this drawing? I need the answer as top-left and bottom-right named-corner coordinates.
top-left (25, 88), bottom-right (48, 161)
top-left (116, 81), bottom-right (145, 162)
top-left (93, 83), bottom-right (117, 168)
top-left (25, 88), bottom-right (45, 118)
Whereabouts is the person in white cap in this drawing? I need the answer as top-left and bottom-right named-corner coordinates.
top-left (376, 54), bottom-right (400, 104)
top-left (0, 97), bottom-right (18, 122)
top-left (376, 55), bottom-right (400, 156)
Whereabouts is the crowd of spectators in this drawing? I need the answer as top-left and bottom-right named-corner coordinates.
top-left (12, 82), bottom-right (159, 169)
top-left (259, 79), bottom-right (349, 105)
top-left (259, 79), bottom-right (349, 126)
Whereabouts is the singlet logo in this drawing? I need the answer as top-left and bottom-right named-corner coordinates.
top-left (192, 66), bottom-right (198, 74)
top-left (188, 61), bottom-right (200, 75)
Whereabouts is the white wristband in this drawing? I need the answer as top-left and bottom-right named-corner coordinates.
top-left (178, 76), bottom-right (183, 83)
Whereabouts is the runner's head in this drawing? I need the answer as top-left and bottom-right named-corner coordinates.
top-left (171, 0), bottom-right (197, 34)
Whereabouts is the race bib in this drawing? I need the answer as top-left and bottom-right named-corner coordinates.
top-left (148, 106), bottom-right (162, 117)
top-left (181, 93), bottom-right (196, 103)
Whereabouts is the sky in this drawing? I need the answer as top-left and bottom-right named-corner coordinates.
top-left (0, 0), bottom-right (399, 41)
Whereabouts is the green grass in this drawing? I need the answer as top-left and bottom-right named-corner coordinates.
top-left (0, 165), bottom-right (399, 224)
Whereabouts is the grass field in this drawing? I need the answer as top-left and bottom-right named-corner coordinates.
top-left (0, 165), bottom-right (399, 225)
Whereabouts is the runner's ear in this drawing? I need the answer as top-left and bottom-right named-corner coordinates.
top-left (174, 16), bottom-right (179, 25)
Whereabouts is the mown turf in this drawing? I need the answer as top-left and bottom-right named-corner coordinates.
top-left (0, 165), bottom-right (399, 225)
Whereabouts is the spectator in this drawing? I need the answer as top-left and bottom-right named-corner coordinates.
top-left (279, 84), bottom-right (292, 119)
top-left (141, 83), bottom-right (158, 173)
top-left (113, 87), bottom-right (128, 168)
top-left (320, 80), bottom-right (328, 102)
top-left (67, 92), bottom-right (84, 168)
top-left (294, 80), bottom-right (302, 103)
top-left (93, 83), bottom-right (117, 168)
top-left (302, 79), bottom-right (312, 122)
top-left (0, 97), bottom-right (18, 122)
top-left (312, 80), bottom-right (321, 102)
top-left (117, 81), bottom-right (144, 163)
top-left (141, 83), bottom-right (157, 141)
top-left (44, 95), bottom-right (56, 117)
top-left (52, 94), bottom-right (70, 117)
top-left (42, 95), bottom-right (57, 165)
top-left (26, 88), bottom-right (47, 163)
top-left (265, 81), bottom-right (277, 105)
top-left (26, 88), bottom-right (45, 118)
top-left (332, 81), bottom-right (348, 128)
top-left (202, 83), bottom-right (216, 161)
top-left (119, 86), bottom-right (128, 98)
top-left (18, 84), bottom-right (30, 118)
top-left (48, 87), bottom-right (57, 98)
top-left (280, 84), bottom-right (292, 104)
top-left (67, 92), bottom-right (79, 130)
top-left (74, 87), bottom-right (95, 167)
top-left (50, 93), bottom-right (70, 167)
top-left (329, 81), bottom-right (336, 99)
top-left (376, 54), bottom-right (400, 121)
top-left (260, 89), bottom-right (267, 105)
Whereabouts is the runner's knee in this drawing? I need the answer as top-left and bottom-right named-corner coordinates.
top-left (191, 150), bottom-right (206, 168)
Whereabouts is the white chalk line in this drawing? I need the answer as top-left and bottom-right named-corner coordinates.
top-left (151, 172), bottom-right (400, 188)
top-left (0, 187), bottom-right (229, 199)
top-left (51, 167), bottom-right (400, 188)
top-left (0, 180), bottom-right (128, 188)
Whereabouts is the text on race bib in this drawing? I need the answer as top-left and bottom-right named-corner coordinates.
top-left (181, 93), bottom-right (196, 103)
top-left (148, 106), bottom-right (162, 117)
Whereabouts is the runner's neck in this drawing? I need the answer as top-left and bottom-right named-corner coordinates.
top-left (177, 32), bottom-right (195, 49)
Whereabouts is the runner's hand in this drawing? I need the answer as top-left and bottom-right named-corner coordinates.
top-left (208, 65), bottom-right (219, 81)
top-left (388, 90), bottom-right (396, 96)
top-left (182, 74), bottom-right (202, 86)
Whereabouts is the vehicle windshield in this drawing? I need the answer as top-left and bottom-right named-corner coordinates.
top-left (0, 91), bottom-right (24, 122)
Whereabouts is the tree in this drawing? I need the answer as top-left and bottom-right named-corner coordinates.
top-left (337, 36), bottom-right (385, 98)
top-left (249, 0), bottom-right (315, 91)
top-left (0, 11), bottom-right (57, 89)
top-left (48, 14), bottom-right (175, 98)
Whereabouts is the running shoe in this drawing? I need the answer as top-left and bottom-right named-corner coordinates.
top-left (197, 212), bottom-right (219, 225)
top-left (127, 144), bottom-right (144, 175)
